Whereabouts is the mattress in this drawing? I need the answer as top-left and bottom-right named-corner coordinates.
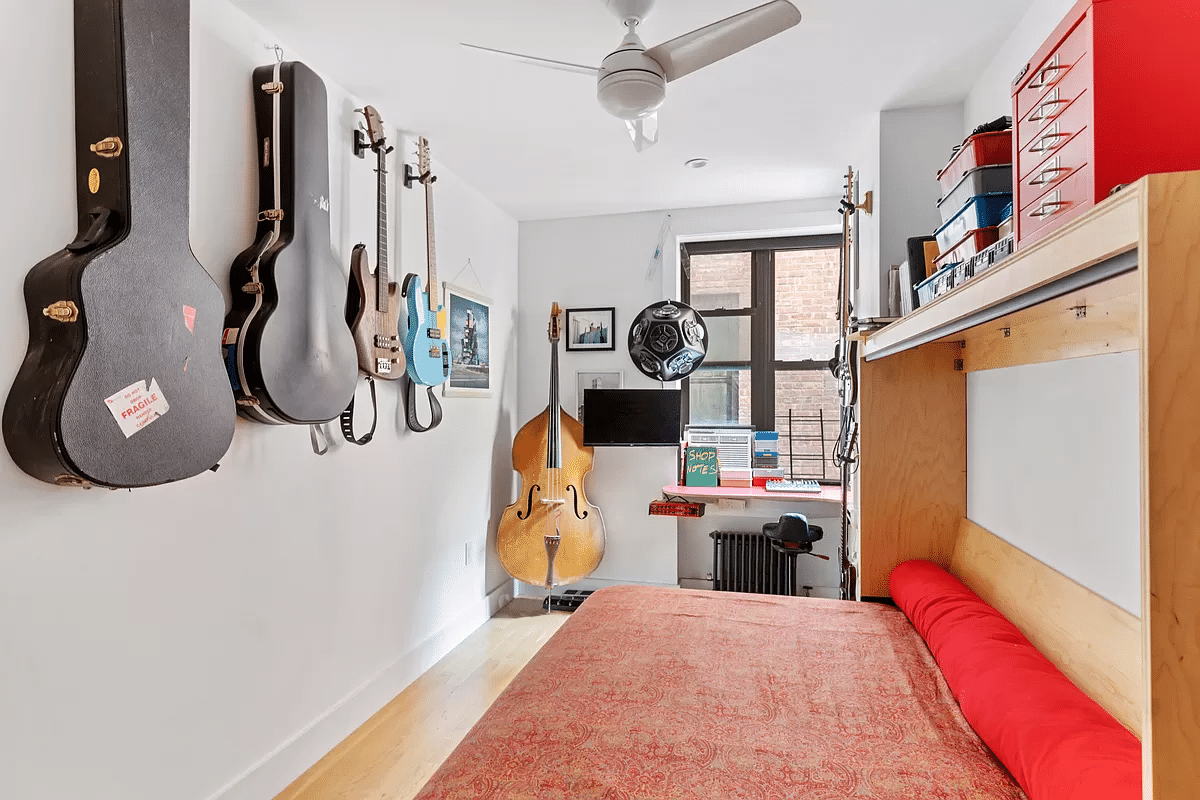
top-left (414, 585), bottom-right (1026, 799)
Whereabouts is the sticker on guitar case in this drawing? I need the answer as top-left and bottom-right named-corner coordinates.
top-left (183, 305), bottom-right (196, 333)
top-left (104, 379), bottom-right (170, 438)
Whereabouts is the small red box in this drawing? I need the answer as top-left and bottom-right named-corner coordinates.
top-left (649, 500), bottom-right (705, 518)
top-left (937, 132), bottom-right (1013, 196)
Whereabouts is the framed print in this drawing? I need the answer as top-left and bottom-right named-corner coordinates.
top-left (443, 283), bottom-right (491, 397)
top-left (564, 307), bottom-right (616, 351)
top-left (575, 370), bottom-right (623, 423)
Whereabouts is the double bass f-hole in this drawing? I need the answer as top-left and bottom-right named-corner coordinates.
top-left (567, 484), bottom-right (588, 520)
top-left (516, 484), bottom-right (541, 520)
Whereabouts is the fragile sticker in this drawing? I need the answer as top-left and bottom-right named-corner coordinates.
top-left (104, 379), bottom-right (170, 438)
top-left (222, 327), bottom-right (239, 346)
top-left (183, 305), bottom-right (196, 333)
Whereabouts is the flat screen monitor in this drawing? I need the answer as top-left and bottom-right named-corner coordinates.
top-left (582, 389), bottom-right (681, 447)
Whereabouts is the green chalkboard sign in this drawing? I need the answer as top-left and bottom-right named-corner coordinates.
top-left (685, 445), bottom-right (720, 486)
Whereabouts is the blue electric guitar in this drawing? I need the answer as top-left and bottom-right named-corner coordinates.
top-left (399, 137), bottom-right (450, 432)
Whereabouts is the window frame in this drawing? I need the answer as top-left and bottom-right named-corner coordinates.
top-left (680, 234), bottom-right (843, 474)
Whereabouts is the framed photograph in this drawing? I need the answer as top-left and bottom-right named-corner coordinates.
top-left (564, 307), bottom-right (616, 351)
top-left (443, 283), bottom-right (491, 398)
top-left (575, 370), bottom-right (623, 423)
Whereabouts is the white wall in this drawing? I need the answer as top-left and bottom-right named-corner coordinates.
top-left (962, 0), bottom-right (1139, 614)
top-left (964, 0), bottom-right (1079, 129)
top-left (967, 355), bottom-right (1140, 614)
top-left (879, 104), bottom-right (966, 293)
top-left (0, 2), bottom-right (518, 799)
top-left (518, 198), bottom-right (840, 591)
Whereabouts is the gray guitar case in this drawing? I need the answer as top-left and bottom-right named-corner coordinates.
top-left (223, 60), bottom-right (358, 425)
top-left (2, 0), bottom-right (235, 488)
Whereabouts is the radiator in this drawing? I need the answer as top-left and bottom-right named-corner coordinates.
top-left (710, 531), bottom-right (797, 596)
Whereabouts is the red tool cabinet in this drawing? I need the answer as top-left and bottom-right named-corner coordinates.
top-left (1012, 0), bottom-right (1200, 248)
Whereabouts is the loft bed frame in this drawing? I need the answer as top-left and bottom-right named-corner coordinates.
top-left (857, 171), bottom-right (1200, 797)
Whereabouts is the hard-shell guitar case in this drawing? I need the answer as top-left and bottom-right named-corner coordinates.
top-left (2, 0), bottom-right (236, 489)
top-left (223, 61), bottom-right (358, 425)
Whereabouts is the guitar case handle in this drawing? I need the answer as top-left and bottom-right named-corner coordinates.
top-left (403, 374), bottom-right (443, 433)
top-left (66, 207), bottom-right (117, 253)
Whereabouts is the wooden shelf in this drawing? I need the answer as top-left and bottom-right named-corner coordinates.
top-left (663, 484), bottom-right (842, 504)
top-left (863, 182), bottom-right (1141, 361)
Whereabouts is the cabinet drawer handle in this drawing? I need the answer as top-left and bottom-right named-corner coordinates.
top-left (1028, 88), bottom-right (1068, 123)
top-left (1030, 126), bottom-right (1069, 154)
top-left (1029, 191), bottom-right (1068, 218)
top-left (1028, 55), bottom-right (1066, 90)
top-left (1029, 158), bottom-right (1070, 187)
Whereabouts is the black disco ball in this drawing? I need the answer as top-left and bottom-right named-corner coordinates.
top-left (627, 300), bottom-right (709, 382)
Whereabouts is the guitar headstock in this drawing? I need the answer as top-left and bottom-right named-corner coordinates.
top-left (360, 105), bottom-right (387, 152)
top-left (417, 137), bottom-right (432, 184)
top-left (548, 303), bottom-right (562, 343)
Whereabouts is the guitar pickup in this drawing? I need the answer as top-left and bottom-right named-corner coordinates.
top-left (374, 334), bottom-right (398, 348)
top-left (428, 346), bottom-right (441, 358)
top-left (426, 328), bottom-right (442, 339)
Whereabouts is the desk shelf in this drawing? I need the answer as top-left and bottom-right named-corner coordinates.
top-left (663, 484), bottom-right (842, 504)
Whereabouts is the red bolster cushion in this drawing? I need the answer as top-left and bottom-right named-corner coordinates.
top-left (890, 559), bottom-right (1141, 800)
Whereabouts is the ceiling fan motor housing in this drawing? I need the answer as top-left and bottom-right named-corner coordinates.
top-left (597, 32), bottom-right (666, 120)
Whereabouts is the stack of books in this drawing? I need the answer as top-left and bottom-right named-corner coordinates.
top-left (753, 431), bottom-right (785, 485)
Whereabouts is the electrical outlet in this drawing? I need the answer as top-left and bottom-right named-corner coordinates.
top-left (717, 498), bottom-right (747, 511)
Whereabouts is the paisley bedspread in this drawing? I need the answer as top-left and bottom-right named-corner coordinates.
top-left (414, 585), bottom-right (1026, 800)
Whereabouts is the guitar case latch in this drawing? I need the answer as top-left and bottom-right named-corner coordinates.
top-left (241, 282), bottom-right (264, 295)
top-left (43, 300), bottom-right (79, 323)
top-left (257, 209), bottom-right (285, 222)
top-left (260, 81), bottom-right (284, 95)
top-left (89, 136), bottom-right (123, 158)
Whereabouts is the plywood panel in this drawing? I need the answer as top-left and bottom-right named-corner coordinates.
top-left (951, 519), bottom-right (1142, 735)
top-left (953, 269), bottom-right (1138, 372)
top-left (858, 342), bottom-right (966, 597)
top-left (1140, 171), bottom-right (1200, 797)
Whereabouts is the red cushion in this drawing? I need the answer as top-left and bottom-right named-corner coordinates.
top-left (890, 560), bottom-right (1141, 800)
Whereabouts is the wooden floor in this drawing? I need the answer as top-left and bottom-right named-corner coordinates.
top-left (273, 599), bottom-right (569, 800)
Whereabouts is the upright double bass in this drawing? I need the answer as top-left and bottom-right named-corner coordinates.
top-left (498, 304), bottom-right (605, 588)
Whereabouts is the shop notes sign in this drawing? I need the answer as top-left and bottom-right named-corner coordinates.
top-left (685, 446), bottom-right (719, 487)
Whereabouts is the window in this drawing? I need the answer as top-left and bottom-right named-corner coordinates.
top-left (681, 235), bottom-right (842, 481)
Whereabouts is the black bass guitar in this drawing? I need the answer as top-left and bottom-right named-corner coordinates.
top-left (223, 60), bottom-right (359, 428)
top-left (2, 0), bottom-right (235, 489)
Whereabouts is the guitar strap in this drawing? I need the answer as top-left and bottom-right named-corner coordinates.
top-left (309, 423), bottom-right (329, 456)
top-left (339, 376), bottom-right (378, 446)
top-left (403, 375), bottom-right (443, 433)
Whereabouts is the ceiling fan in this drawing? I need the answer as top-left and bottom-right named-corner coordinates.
top-left (461, 0), bottom-right (802, 152)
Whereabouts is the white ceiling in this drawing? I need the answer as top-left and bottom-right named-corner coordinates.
top-left (230, 0), bottom-right (1036, 221)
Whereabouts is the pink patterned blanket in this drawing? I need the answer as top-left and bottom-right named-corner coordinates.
top-left (415, 586), bottom-right (1025, 799)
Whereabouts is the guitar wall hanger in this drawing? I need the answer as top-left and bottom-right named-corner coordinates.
top-left (404, 162), bottom-right (436, 190)
top-left (353, 125), bottom-right (394, 159)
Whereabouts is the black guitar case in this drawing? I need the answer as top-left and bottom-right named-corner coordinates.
top-left (223, 61), bottom-right (358, 425)
top-left (2, 0), bottom-right (235, 489)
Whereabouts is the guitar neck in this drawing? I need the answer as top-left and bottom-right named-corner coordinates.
top-left (425, 177), bottom-right (437, 313)
top-left (545, 338), bottom-right (561, 469)
top-left (376, 146), bottom-right (389, 313)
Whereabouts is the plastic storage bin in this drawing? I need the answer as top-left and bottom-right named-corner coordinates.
top-left (934, 227), bottom-right (1001, 270)
top-left (915, 263), bottom-right (956, 307)
top-left (935, 193), bottom-right (1013, 251)
top-left (937, 131), bottom-right (1013, 195)
top-left (937, 164), bottom-right (1014, 224)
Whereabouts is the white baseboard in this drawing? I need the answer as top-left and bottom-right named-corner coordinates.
top-left (207, 581), bottom-right (514, 800)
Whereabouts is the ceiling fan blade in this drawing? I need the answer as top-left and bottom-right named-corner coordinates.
top-left (460, 43), bottom-right (599, 76)
top-left (644, 0), bottom-right (801, 83)
top-left (625, 113), bottom-right (660, 152)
